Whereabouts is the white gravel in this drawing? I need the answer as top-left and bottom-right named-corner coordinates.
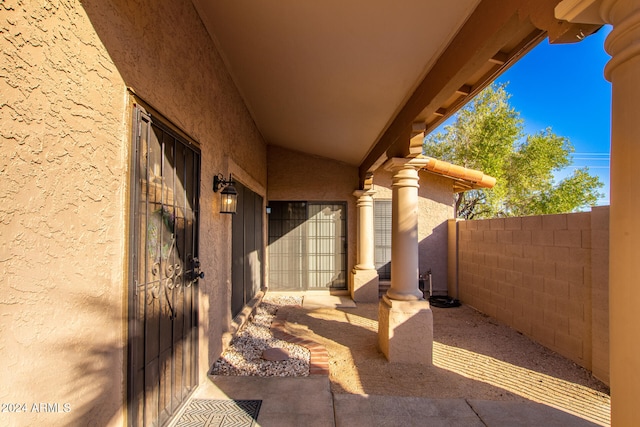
top-left (211, 295), bottom-right (310, 377)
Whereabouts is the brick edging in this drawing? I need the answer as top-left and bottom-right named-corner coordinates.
top-left (270, 307), bottom-right (330, 376)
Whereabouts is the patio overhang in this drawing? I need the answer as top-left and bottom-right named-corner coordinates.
top-left (191, 0), bottom-right (600, 186)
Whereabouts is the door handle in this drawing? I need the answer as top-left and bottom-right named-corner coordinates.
top-left (186, 256), bottom-right (204, 283)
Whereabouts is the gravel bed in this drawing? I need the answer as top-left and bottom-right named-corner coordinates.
top-left (211, 295), bottom-right (310, 377)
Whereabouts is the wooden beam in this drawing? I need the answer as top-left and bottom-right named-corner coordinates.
top-left (455, 85), bottom-right (472, 96)
top-left (412, 121), bottom-right (426, 134)
top-left (358, 0), bottom-right (599, 185)
top-left (489, 51), bottom-right (509, 64)
top-left (359, 0), bottom-right (526, 182)
top-left (424, 28), bottom-right (545, 135)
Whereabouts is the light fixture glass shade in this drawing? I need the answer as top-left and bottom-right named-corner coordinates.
top-left (220, 184), bottom-right (238, 214)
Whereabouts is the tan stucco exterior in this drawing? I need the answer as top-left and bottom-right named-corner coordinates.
top-left (2, 2), bottom-right (129, 425)
top-left (1, 1), bottom-right (267, 425)
top-left (9, 0), bottom-right (640, 425)
top-left (2, 3), bottom-right (461, 419)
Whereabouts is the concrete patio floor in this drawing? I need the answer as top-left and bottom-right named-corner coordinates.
top-left (173, 294), bottom-right (610, 427)
top-left (186, 375), bottom-right (602, 427)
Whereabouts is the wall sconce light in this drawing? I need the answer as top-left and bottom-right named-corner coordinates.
top-left (213, 173), bottom-right (238, 214)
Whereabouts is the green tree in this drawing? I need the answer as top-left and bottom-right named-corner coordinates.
top-left (423, 83), bottom-right (603, 219)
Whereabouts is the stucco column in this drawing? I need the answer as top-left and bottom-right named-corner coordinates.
top-left (350, 189), bottom-right (379, 302)
top-left (354, 189), bottom-right (376, 270)
top-left (386, 158), bottom-right (428, 300)
top-left (600, 2), bottom-right (640, 425)
top-left (378, 157), bottom-right (432, 364)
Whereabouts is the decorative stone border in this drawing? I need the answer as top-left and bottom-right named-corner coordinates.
top-left (270, 306), bottom-right (330, 376)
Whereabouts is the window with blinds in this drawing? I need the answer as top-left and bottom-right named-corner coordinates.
top-left (268, 201), bottom-right (347, 291)
top-left (374, 200), bottom-right (392, 280)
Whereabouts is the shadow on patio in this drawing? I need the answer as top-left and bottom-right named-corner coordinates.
top-left (278, 299), bottom-right (610, 426)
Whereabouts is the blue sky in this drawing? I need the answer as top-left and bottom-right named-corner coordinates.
top-left (495, 26), bottom-right (612, 205)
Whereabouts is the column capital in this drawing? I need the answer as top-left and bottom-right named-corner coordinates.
top-left (352, 188), bottom-right (376, 199)
top-left (603, 4), bottom-right (640, 81)
top-left (385, 157), bottom-right (426, 191)
top-left (353, 187), bottom-right (376, 271)
top-left (383, 157), bottom-right (430, 173)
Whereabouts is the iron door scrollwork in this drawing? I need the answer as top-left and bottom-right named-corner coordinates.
top-left (146, 207), bottom-right (185, 319)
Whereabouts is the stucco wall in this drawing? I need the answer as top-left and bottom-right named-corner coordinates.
top-left (1, 2), bottom-right (128, 426)
top-left (83, 0), bottom-right (269, 384)
top-left (450, 208), bottom-right (610, 384)
top-left (267, 146), bottom-right (359, 287)
top-left (1, 1), bottom-right (267, 426)
top-left (372, 169), bottom-right (455, 295)
top-left (87, 0), bottom-right (265, 369)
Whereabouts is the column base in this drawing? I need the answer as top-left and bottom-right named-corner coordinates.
top-left (378, 295), bottom-right (433, 364)
top-left (350, 268), bottom-right (379, 303)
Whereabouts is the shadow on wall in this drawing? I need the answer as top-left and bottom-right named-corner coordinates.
top-left (56, 292), bottom-right (197, 426)
top-left (0, 296), bottom-right (125, 426)
top-left (418, 221), bottom-right (449, 296)
top-left (50, 296), bottom-right (125, 426)
top-left (80, 0), bottom-right (228, 115)
top-left (79, 0), bottom-right (249, 164)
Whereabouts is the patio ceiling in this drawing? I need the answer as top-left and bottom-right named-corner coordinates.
top-left (192, 0), bottom-right (599, 180)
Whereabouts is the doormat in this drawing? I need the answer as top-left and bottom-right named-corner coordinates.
top-left (174, 399), bottom-right (262, 427)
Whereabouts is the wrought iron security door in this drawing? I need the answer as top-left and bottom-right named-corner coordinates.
top-left (129, 106), bottom-right (200, 427)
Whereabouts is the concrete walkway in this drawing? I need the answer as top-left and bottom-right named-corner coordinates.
top-left (171, 295), bottom-right (609, 427)
top-left (184, 375), bottom-right (601, 427)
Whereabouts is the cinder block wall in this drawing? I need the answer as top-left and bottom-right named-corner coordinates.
top-left (450, 208), bottom-right (609, 385)
top-left (590, 206), bottom-right (609, 384)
